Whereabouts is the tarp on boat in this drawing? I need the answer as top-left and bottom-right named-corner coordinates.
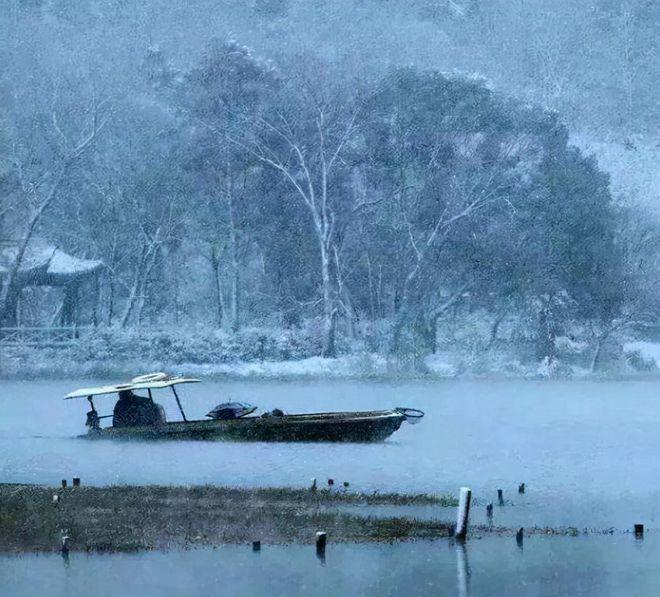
top-left (65, 373), bottom-right (200, 399)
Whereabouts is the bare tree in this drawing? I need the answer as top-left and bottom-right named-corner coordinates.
top-left (0, 98), bottom-right (110, 326)
top-left (228, 76), bottom-right (361, 356)
top-left (390, 160), bottom-right (510, 353)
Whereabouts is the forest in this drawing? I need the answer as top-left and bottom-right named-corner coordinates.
top-left (0, 0), bottom-right (658, 376)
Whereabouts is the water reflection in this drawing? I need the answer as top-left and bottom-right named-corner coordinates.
top-left (3, 535), bottom-right (660, 596)
top-left (455, 541), bottom-right (470, 597)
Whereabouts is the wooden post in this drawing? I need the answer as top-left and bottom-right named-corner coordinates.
top-left (61, 479), bottom-right (67, 489)
top-left (497, 489), bottom-right (504, 505)
top-left (316, 531), bottom-right (327, 554)
top-left (486, 503), bottom-right (493, 519)
top-left (634, 524), bottom-right (644, 538)
top-left (252, 540), bottom-right (261, 551)
top-left (72, 477), bottom-right (80, 487)
top-left (516, 528), bottom-right (524, 547)
top-left (518, 483), bottom-right (525, 494)
top-left (170, 386), bottom-right (188, 422)
top-left (455, 487), bottom-right (471, 540)
top-left (327, 479), bottom-right (334, 487)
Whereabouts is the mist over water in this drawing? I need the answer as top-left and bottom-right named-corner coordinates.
top-left (3, 378), bottom-right (660, 530)
top-left (1, 3), bottom-right (659, 595)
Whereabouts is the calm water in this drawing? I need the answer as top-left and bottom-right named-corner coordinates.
top-left (2, 378), bottom-right (660, 532)
top-left (2, 535), bottom-right (660, 597)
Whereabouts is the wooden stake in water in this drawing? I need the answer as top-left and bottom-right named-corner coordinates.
top-left (518, 483), bottom-right (525, 494)
top-left (72, 477), bottom-right (80, 487)
top-left (455, 487), bottom-right (472, 540)
top-left (634, 524), bottom-right (644, 539)
top-left (61, 479), bottom-right (67, 489)
top-left (316, 531), bottom-right (327, 554)
top-left (497, 489), bottom-right (504, 505)
top-left (252, 540), bottom-right (261, 551)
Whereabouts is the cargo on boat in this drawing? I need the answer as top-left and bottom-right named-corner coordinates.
top-left (65, 373), bottom-right (424, 443)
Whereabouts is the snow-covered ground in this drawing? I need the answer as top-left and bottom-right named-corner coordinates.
top-left (3, 343), bottom-right (657, 381)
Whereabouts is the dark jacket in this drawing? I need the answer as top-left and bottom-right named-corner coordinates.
top-left (113, 391), bottom-right (164, 428)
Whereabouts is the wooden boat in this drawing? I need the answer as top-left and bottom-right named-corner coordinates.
top-left (65, 373), bottom-right (424, 443)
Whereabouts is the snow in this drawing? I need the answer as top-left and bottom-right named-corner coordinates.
top-left (423, 354), bottom-right (458, 377)
top-left (554, 335), bottom-right (588, 354)
top-left (47, 249), bottom-right (103, 276)
top-left (624, 342), bottom-right (660, 369)
top-left (180, 354), bottom-right (388, 378)
top-left (0, 240), bottom-right (102, 276)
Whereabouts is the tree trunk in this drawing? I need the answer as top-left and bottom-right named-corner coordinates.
top-left (536, 307), bottom-right (556, 361)
top-left (106, 269), bottom-right (115, 326)
top-left (320, 242), bottom-right (335, 357)
top-left (227, 187), bottom-right (240, 333)
top-left (486, 311), bottom-right (506, 350)
top-left (210, 246), bottom-right (225, 328)
top-left (134, 247), bottom-right (159, 327)
top-left (120, 244), bottom-right (151, 328)
top-left (106, 238), bottom-right (118, 326)
top-left (92, 273), bottom-right (101, 327)
top-left (0, 285), bottom-right (21, 327)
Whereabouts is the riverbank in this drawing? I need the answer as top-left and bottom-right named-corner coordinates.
top-left (0, 484), bottom-right (458, 552)
top-left (1, 325), bottom-right (658, 381)
top-left (2, 343), bottom-right (659, 381)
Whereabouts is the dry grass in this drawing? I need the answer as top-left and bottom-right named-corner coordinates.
top-left (0, 484), bottom-right (455, 552)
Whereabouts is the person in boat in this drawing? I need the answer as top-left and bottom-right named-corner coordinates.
top-left (113, 389), bottom-right (166, 428)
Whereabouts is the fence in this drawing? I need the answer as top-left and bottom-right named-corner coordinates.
top-left (0, 327), bottom-right (90, 346)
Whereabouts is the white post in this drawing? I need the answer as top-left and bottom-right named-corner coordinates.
top-left (455, 487), bottom-right (472, 540)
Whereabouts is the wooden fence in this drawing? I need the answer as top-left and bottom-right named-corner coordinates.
top-left (0, 327), bottom-right (89, 346)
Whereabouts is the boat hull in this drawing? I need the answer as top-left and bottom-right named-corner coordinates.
top-left (84, 410), bottom-right (406, 443)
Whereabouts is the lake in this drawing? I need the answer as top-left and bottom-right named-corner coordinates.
top-left (2, 378), bottom-right (660, 595)
top-left (2, 535), bottom-right (660, 597)
top-left (2, 378), bottom-right (659, 529)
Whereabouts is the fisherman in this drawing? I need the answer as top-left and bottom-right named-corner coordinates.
top-left (113, 389), bottom-right (165, 428)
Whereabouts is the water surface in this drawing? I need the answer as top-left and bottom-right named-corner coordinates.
top-left (1, 379), bottom-right (659, 530)
top-left (2, 535), bottom-right (659, 597)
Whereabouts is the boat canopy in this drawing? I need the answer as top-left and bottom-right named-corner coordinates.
top-left (65, 373), bottom-right (200, 399)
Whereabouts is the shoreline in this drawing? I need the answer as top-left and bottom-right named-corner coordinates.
top-left (2, 331), bottom-right (658, 381)
top-left (0, 484), bottom-right (626, 554)
top-left (1, 356), bottom-right (659, 382)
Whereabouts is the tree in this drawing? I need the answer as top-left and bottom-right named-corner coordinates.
top-left (0, 95), bottom-right (109, 326)
top-left (181, 40), bottom-right (278, 332)
top-left (228, 57), bottom-right (364, 355)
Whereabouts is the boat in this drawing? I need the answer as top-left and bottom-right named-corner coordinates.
top-left (65, 373), bottom-right (424, 443)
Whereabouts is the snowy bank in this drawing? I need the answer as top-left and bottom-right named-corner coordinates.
top-left (1, 328), bottom-right (658, 380)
